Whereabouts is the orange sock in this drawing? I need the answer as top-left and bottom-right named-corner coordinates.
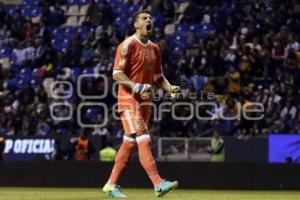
top-left (108, 137), bottom-right (135, 185)
top-left (137, 134), bottom-right (162, 186)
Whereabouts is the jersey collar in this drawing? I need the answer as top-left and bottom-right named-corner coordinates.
top-left (133, 34), bottom-right (149, 47)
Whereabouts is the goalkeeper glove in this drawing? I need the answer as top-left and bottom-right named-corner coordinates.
top-left (133, 83), bottom-right (153, 99)
top-left (166, 85), bottom-right (181, 100)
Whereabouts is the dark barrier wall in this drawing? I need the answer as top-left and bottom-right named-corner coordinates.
top-left (4, 136), bottom-right (269, 162)
top-left (1, 162), bottom-right (300, 190)
top-left (225, 137), bottom-right (268, 162)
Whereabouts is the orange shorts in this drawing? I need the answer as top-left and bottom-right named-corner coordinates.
top-left (120, 106), bottom-right (151, 135)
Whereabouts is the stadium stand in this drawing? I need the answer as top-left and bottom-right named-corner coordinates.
top-left (0, 0), bottom-right (299, 142)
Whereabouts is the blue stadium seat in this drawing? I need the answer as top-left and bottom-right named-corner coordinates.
top-left (199, 23), bottom-right (215, 36)
top-left (177, 23), bottom-right (189, 34)
top-left (114, 5), bottom-right (128, 15)
top-left (128, 4), bottom-right (140, 14)
top-left (8, 6), bottom-right (19, 16)
top-left (71, 67), bottom-right (82, 82)
top-left (192, 23), bottom-right (204, 35)
top-left (85, 107), bottom-right (99, 120)
top-left (30, 6), bottom-right (42, 17)
top-left (64, 26), bottom-right (77, 38)
top-left (67, 0), bottom-right (81, 5)
top-left (174, 35), bottom-right (187, 44)
top-left (172, 34), bottom-right (187, 51)
top-left (106, 0), bottom-right (121, 5)
top-left (175, 43), bottom-right (186, 51)
top-left (17, 79), bottom-right (27, 90)
top-left (153, 11), bottom-right (164, 28)
top-left (30, 77), bottom-right (42, 88)
top-left (115, 17), bottom-right (126, 32)
top-left (189, 24), bottom-right (195, 31)
top-left (82, 67), bottom-right (94, 74)
top-left (82, 67), bottom-right (95, 82)
top-left (126, 17), bottom-right (133, 26)
top-left (61, 48), bottom-right (68, 54)
top-left (78, 26), bottom-right (91, 40)
top-left (51, 39), bottom-right (63, 52)
top-left (19, 68), bottom-right (32, 81)
top-left (10, 63), bottom-right (22, 73)
top-left (0, 48), bottom-right (12, 58)
top-left (22, 5), bottom-right (32, 17)
top-left (191, 22), bottom-right (215, 37)
top-left (62, 39), bottom-right (71, 49)
top-left (78, 0), bottom-right (89, 5)
top-left (190, 23), bottom-right (201, 32)
top-left (52, 27), bottom-right (65, 39)
top-left (57, 128), bottom-right (69, 135)
top-left (23, 0), bottom-right (39, 6)
top-left (7, 78), bottom-right (18, 92)
top-left (173, 47), bottom-right (182, 54)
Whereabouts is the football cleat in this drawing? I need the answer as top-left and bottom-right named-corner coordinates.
top-left (102, 183), bottom-right (127, 198)
top-left (155, 180), bottom-right (178, 197)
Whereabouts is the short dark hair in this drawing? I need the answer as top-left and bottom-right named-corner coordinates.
top-left (133, 9), bottom-right (152, 23)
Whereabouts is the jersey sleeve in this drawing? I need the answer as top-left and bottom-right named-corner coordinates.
top-left (113, 41), bottom-right (132, 74)
top-left (154, 45), bottom-right (164, 81)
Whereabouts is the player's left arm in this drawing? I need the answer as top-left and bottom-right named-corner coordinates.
top-left (155, 73), bottom-right (180, 93)
top-left (154, 46), bottom-right (181, 98)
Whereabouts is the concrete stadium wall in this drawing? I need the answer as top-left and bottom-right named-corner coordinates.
top-left (0, 161), bottom-right (300, 190)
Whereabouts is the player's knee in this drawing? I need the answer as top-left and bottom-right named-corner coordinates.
top-left (136, 133), bottom-right (151, 144)
top-left (123, 135), bottom-right (136, 149)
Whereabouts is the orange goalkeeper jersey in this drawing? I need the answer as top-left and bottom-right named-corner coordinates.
top-left (113, 35), bottom-right (163, 112)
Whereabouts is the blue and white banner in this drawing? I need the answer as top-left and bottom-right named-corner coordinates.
top-left (4, 138), bottom-right (55, 161)
top-left (269, 134), bottom-right (300, 163)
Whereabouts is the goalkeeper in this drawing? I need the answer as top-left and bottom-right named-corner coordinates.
top-left (103, 9), bottom-right (180, 198)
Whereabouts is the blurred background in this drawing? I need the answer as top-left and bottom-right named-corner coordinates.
top-left (0, 0), bottom-right (300, 189)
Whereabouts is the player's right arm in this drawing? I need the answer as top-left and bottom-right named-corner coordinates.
top-left (113, 42), bottom-right (153, 95)
top-left (113, 71), bottom-right (136, 89)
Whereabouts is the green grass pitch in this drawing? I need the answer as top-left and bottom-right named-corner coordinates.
top-left (1, 187), bottom-right (300, 200)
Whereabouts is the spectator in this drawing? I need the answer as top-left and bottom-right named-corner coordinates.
top-left (0, 1), bottom-right (7, 26)
top-left (73, 128), bottom-right (95, 161)
top-left (37, 20), bottom-right (50, 42)
top-left (208, 130), bottom-right (225, 162)
top-left (51, 139), bottom-right (64, 161)
top-left (13, 10), bottom-right (26, 30)
top-left (280, 100), bottom-right (297, 120)
top-left (50, 2), bottom-right (65, 27)
top-left (226, 65), bottom-right (241, 94)
top-left (36, 119), bottom-right (51, 135)
top-left (12, 42), bottom-right (27, 66)
top-left (188, 69), bottom-right (208, 91)
top-left (159, 0), bottom-right (175, 24)
top-left (41, 3), bottom-right (52, 26)
top-left (0, 136), bottom-right (5, 160)
top-left (24, 41), bottom-right (36, 63)
top-left (100, 0), bottom-right (113, 26)
top-left (22, 21), bottom-right (37, 41)
top-left (86, 0), bottom-right (102, 26)
top-left (9, 22), bottom-right (22, 40)
top-left (80, 42), bottom-right (94, 66)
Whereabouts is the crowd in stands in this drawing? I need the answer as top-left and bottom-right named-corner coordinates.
top-left (0, 0), bottom-right (300, 140)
